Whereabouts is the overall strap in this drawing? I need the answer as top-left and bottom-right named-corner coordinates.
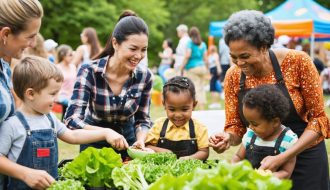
top-left (188, 119), bottom-right (196, 139)
top-left (269, 50), bottom-right (285, 84)
top-left (46, 114), bottom-right (55, 129)
top-left (15, 111), bottom-right (31, 132)
top-left (239, 72), bottom-right (246, 91)
top-left (160, 119), bottom-right (169, 138)
top-left (274, 127), bottom-right (290, 153)
top-left (250, 133), bottom-right (257, 145)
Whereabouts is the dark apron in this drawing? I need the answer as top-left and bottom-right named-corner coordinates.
top-left (156, 119), bottom-right (198, 158)
top-left (80, 115), bottom-right (136, 160)
top-left (7, 112), bottom-right (58, 190)
top-left (246, 127), bottom-right (289, 169)
top-left (238, 50), bottom-right (329, 190)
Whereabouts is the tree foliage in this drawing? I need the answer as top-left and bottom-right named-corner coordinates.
top-left (39, 0), bottom-right (330, 67)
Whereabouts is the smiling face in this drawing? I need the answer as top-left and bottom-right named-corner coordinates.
top-left (113, 34), bottom-right (148, 71)
top-left (163, 91), bottom-right (197, 127)
top-left (229, 39), bottom-right (268, 76)
top-left (3, 18), bottom-right (42, 59)
top-left (28, 78), bottom-right (62, 115)
top-left (242, 105), bottom-right (281, 141)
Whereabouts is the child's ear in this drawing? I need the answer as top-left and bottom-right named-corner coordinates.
top-left (272, 117), bottom-right (281, 127)
top-left (25, 88), bottom-right (35, 100)
top-left (193, 101), bottom-right (198, 109)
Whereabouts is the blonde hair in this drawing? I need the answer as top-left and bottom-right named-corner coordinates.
top-left (0, 0), bottom-right (43, 34)
top-left (25, 33), bottom-right (47, 58)
top-left (13, 55), bottom-right (63, 100)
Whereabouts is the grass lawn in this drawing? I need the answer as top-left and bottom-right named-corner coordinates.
top-left (58, 93), bottom-right (330, 163)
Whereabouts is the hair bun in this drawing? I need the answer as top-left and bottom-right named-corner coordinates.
top-left (118, 10), bottom-right (137, 21)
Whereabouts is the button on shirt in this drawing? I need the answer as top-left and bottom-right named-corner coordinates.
top-left (64, 57), bottom-right (152, 130)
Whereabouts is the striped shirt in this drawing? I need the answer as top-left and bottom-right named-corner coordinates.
top-left (0, 59), bottom-right (15, 124)
top-left (242, 126), bottom-right (298, 153)
top-left (64, 57), bottom-right (152, 130)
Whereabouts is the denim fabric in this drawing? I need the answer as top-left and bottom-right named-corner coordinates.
top-left (7, 112), bottom-right (58, 189)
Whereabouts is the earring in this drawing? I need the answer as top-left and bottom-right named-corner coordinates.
top-left (3, 39), bottom-right (6, 46)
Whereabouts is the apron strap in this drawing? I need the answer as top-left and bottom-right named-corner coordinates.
top-left (274, 127), bottom-right (290, 153)
top-left (160, 119), bottom-right (169, 138)
top-left (188, 119), bottom-right (196, 139)
top-left (269, 50), bottom-right (285, 84)
top-left (250, 133), bottom-right (257, 145)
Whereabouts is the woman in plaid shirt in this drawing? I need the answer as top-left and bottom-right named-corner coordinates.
top-left (64, 13), bottom-right (152, 159)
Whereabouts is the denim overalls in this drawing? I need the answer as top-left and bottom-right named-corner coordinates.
top-left (238, 50), bottom-right (329, 190)
top-left (7, 112), bottom-right (58, 190)
top-left (156, 119), bottom-right (198, 158)
top-left (245, 127), bottom-right (289, 169)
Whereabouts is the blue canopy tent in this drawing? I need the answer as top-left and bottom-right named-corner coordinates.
top-left (209, 0), bottom-right (330, 39)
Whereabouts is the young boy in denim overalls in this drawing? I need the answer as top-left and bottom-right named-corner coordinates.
top-left (0, 56), bottom-right (128, 189)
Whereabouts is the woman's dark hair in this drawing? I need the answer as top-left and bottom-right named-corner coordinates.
top-left (189, 26), bottom-right (202, 45)
top-left (163, 76), bottom-right (196, 101)
top-left (242, 85), bottom-right (290, 121)
top-left (95, 11), bottom-right (148, 59)
top-left (223, 10), bottom-right (274, 50)
top-left (165, 38), bottom-right (173, 50)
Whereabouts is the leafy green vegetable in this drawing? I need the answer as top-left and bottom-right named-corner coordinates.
top-left (112, 163), bottom-right (149, 190)
top-left (60, 147), bottom-right (122, 188)
top-left (47, 179), bottom-right (85, 190)
top-left (148, 160), bottom-right (292, 190)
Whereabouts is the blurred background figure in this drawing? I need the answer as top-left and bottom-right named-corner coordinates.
top-left (71, 27), bottom-right (102, 68)
top-left (180, 26), bottom-right (208, 110)
top-left (174, 24), bottom-right (190, 71)
top-left (218, 38), bottom-right (231, 83)
top-left (44, 38), bottom-right (58, 63)
top-left (207, 45), bottom-right (222, 109)
top-left (56, 44), bottom-right (76, 120)
top-left (158, 38), bottom-right (173, 82)
top-left (26, 33), bottom-right (48, 58)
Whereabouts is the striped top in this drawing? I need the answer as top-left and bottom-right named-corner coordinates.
top-left (242, 126), bottom-right (298, 153)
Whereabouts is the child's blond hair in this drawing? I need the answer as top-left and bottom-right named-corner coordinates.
top-left (13, 55), bottom-right (64, 100)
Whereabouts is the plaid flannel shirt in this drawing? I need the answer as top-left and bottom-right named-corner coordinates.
top-left (64, 57), bottom-right (152, 131)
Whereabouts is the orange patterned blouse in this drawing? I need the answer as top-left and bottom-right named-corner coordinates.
top-left (224, 50), bottom-right (330, 145)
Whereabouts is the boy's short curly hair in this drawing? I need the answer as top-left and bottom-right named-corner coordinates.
top-left (242, 85), bottom-right (290, 121)
top-left (223, 10), bottom-right (274, 50)
top-left (13, 55), bottom-right (63, 100)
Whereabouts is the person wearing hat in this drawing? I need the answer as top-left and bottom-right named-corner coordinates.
top-left (44, 39), bottom-right (58, 63)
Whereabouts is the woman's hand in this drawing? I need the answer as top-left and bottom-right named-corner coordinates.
top-left (259, 153), bottom-right (286, 172)
top-left (209, 132), bottom-right (231, 154)
top-left (105, 129), bottom-right (129, 150)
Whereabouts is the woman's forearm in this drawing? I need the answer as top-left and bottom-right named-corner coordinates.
top-left (228, 132), bottom-right (242, 146)
top-left (282, 130), bottom-right (320, 160)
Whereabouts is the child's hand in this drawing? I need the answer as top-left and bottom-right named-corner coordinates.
top-left (208, 132), bottom-right (230, 153)
top-left (105, 129), bottom-right (129, 150)
top-left (132, 139), bottom-right (145, 149)
top-left (23, 168), bottom-right (55, 189)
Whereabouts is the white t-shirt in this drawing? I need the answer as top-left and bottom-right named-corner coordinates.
top-left (174, 35), bottom-right (190, 69)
